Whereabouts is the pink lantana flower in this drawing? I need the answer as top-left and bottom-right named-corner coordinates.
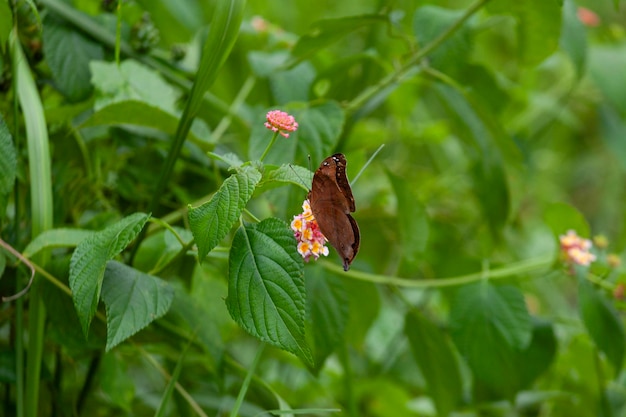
top-left (577, 7), bottom-right (600, 27)
top-left (291, 199), bottom-right (329, 263)
top-left (559, 230), bottom-right (596, 267)
top-left (265, 110), bottom-right (299, 138)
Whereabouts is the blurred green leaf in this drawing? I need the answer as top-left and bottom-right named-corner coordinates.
top-left (99, 352), bottom-right (135, 411)
top-left (261, 164), bottom-right (311, 192)
top-left (559, 0), bottom-right (587, 77)
top-left (405, 310), bottom-right (463, 417)
top-left (489, 0), bottom-right (561, 65)
top-left (43, 15), bottom-right (103, 101)
top-left (248, 51), bottom-right (289, 78)
top-left (450, 282), bottom-right (532, 399)
top-left (291, 14), bottom-right (387, 63)
top-left (306, 268), bottom-right (349, 373)
top-left (544, 202), bottom-right (590, 239)
top-left (69, 213), bottom-right (150, 336)
top-left (434, 83), bottom-right (510, 234)
top-left (387, 170), bottom-right (429, 265)
top-left (270, 61), bottom-right (316, 103)
top-left (0, 2), bottom-right (11, 52)
top-left (413, 6), bottom-right (470, 71)
top-left (599, 105), bottom-right (626, 172)
top-left (226, 218), bottom-right (311, 366)
top-left (188, 165), bottom-right (262, 262)
top-left (249, 101), bottom-right (345, 166)
top-left (22, 228), bottom-right (93, 258)
top-left (101, 261), bottom-right (174, 350)
top-left (589, 45), bottom-right (626, 113)
top-left (0, 114), bottom-right (16, 218)
top-left (578, 277), bottom-right (625, 372)
top-left (514, 318), bottom-right (557, 389)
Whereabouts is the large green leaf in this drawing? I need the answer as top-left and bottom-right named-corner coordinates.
top-left (514, 318), bottom-right (557, 389)
top-left (589, 45), bottom-right (626, 114)
top-left (599, 105), bottom-right (626, 173)
top-left (305, 268), bottom-right (349, 373)
top-left (559, 0), bottom-right (587, 77)
top-left (405, 310), bottom-right (463, 417)
top-left (0, 114), bottom-right (16, 218)
top-left (69, 213), bottom-right (150, 336)
top-left (450, 282), bottom-right (532, 399)
top-left (42, 15), bottom-right (103, 101)
top-left (101, 261), bottom-right (174, 351)
top-left (578, 277), bottom-right (625, 372)
top-left (249, 101), bottom-right (345, 166)
top-left (258, 164), bottom-right (311, 193)
top-left (226, 218), bottom-right (311, 365)
top-left (188, 165), bottom-right (262, 261)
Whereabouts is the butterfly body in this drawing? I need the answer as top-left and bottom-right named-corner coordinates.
top-left (308, 153), bottom-right (360, 271)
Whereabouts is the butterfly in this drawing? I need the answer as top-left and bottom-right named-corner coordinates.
top-left (308, 153), bottom-right (360, 271)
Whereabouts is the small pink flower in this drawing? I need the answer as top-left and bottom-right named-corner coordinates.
top-left (265, 110), bottom-right (298, 138)
top-left (291, 199), bottom-right (329, 263)
top-left (577, 7), bottom-right (600, 27)
top-left (251, 16), bottom-right (268, 32)
top-left (559, 230), bottom-right (596, 267)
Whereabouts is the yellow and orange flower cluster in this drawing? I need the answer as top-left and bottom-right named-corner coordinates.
top-left (290, 200), bottom-right (329, 262)
top-left (559, 230), bottom-right (596, 267)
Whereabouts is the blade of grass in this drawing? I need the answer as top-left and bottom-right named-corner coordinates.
top-left (154, 340), bottom-right (193, 417)
top-left (10, 28), bottom-right (54, 417)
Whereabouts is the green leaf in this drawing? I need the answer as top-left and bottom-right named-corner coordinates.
top-left (0, 1), bottom-right (11, 52)
top-left (81, 100), bottom-right (210, 143)
top-left (489, 0), bottom-right (561, 66)
top-left (23, 228), bottom-right (94, 258)
top-left (226, 218), bottom-right (311, 365)
top-left (291, 15), bottom-right (387, 63)
top-left (261, 164), bottom-right (312, 192)
top-left (433, 83), bottom-right (510, 234)
top-left (599, 105), bottom-right (626, 173)
top-left (69, 212), bottom-right (150, 336)
top-left (387, 170), bottom-right (429, 265)
top-left (559, 0), bottom-right (587, 77)
top-left (306, 268), bottom-right (349, 373)
top-left (99, 351), bottom-right (136, 411)
top-left (188, 165), bottom-right (262, 261)
top-left (450, 282), bottom-right (532, 399)
top-left (248, 51), bottom-right (289, 78)
top-left (405, 310), bottom-right (463, 417)
top-left (514, 318), bottom-right (557, 389)
top-left (578, 277), bottom-right (625, 372)
top-left (544, 202), bottom-right (590, 239)
top-left (42, 15), bottom-right (103, 101)
top-left (101, 261), bottom-right (174, 351)
top-left (0, 114), bottom-right (16, 218)
top-left (270, 61), bottom-right (316, 103)
top-left (589, 45), bottom-right (626, 113)
top-left (249, 101), bottom-right (345, 166)
top-left (413, 6), bottom-right (471, 70)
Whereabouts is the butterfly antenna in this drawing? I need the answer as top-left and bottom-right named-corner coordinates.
top-left (287, 163), bottom-right (311, 191)
top-left (351, 144), bottom-right (385, 185)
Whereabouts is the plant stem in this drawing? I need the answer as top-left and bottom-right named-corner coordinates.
top-left (259, 132), bottom-right (280, 162)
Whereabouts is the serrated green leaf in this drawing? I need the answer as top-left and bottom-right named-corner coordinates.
top-left (188, 165), bottom-right (262, 261)
top-left (405, 310), bottom-right (462, 417)
top-left (306, 268), bottom-right (349, 373)
top-left (69, 212), bottom-right (150, 336)
top-left (101, 261), bottom-right (174, 351)
top-left (249, 101), bottom-right (345, 166)
top-left (291, 15), bottom-right (387, 63)
top-left (42, 15), bottom-right (103, 101)
top-left (544, 202), bottom-right (590, 239)
top-left (0, 114), bottom-right (16, 218)
top-left (579, 277), bottom-right (625, 372)
top-left (434, 83), bottom-right (509, 234)
top-left (450, 282), bottom-right (532, 399)
top-left (226, 218), bottom-right (311, 365)
top-left (413, 6), bottom-right (470, 70)
top-left (22, 228), bottom-right (93, 259)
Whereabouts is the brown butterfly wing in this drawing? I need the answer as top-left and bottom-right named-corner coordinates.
top-left (308, 153), bottom-right (360, 271)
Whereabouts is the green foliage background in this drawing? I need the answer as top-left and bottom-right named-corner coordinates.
top-left (1, 0), bottom-right (626, 416)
